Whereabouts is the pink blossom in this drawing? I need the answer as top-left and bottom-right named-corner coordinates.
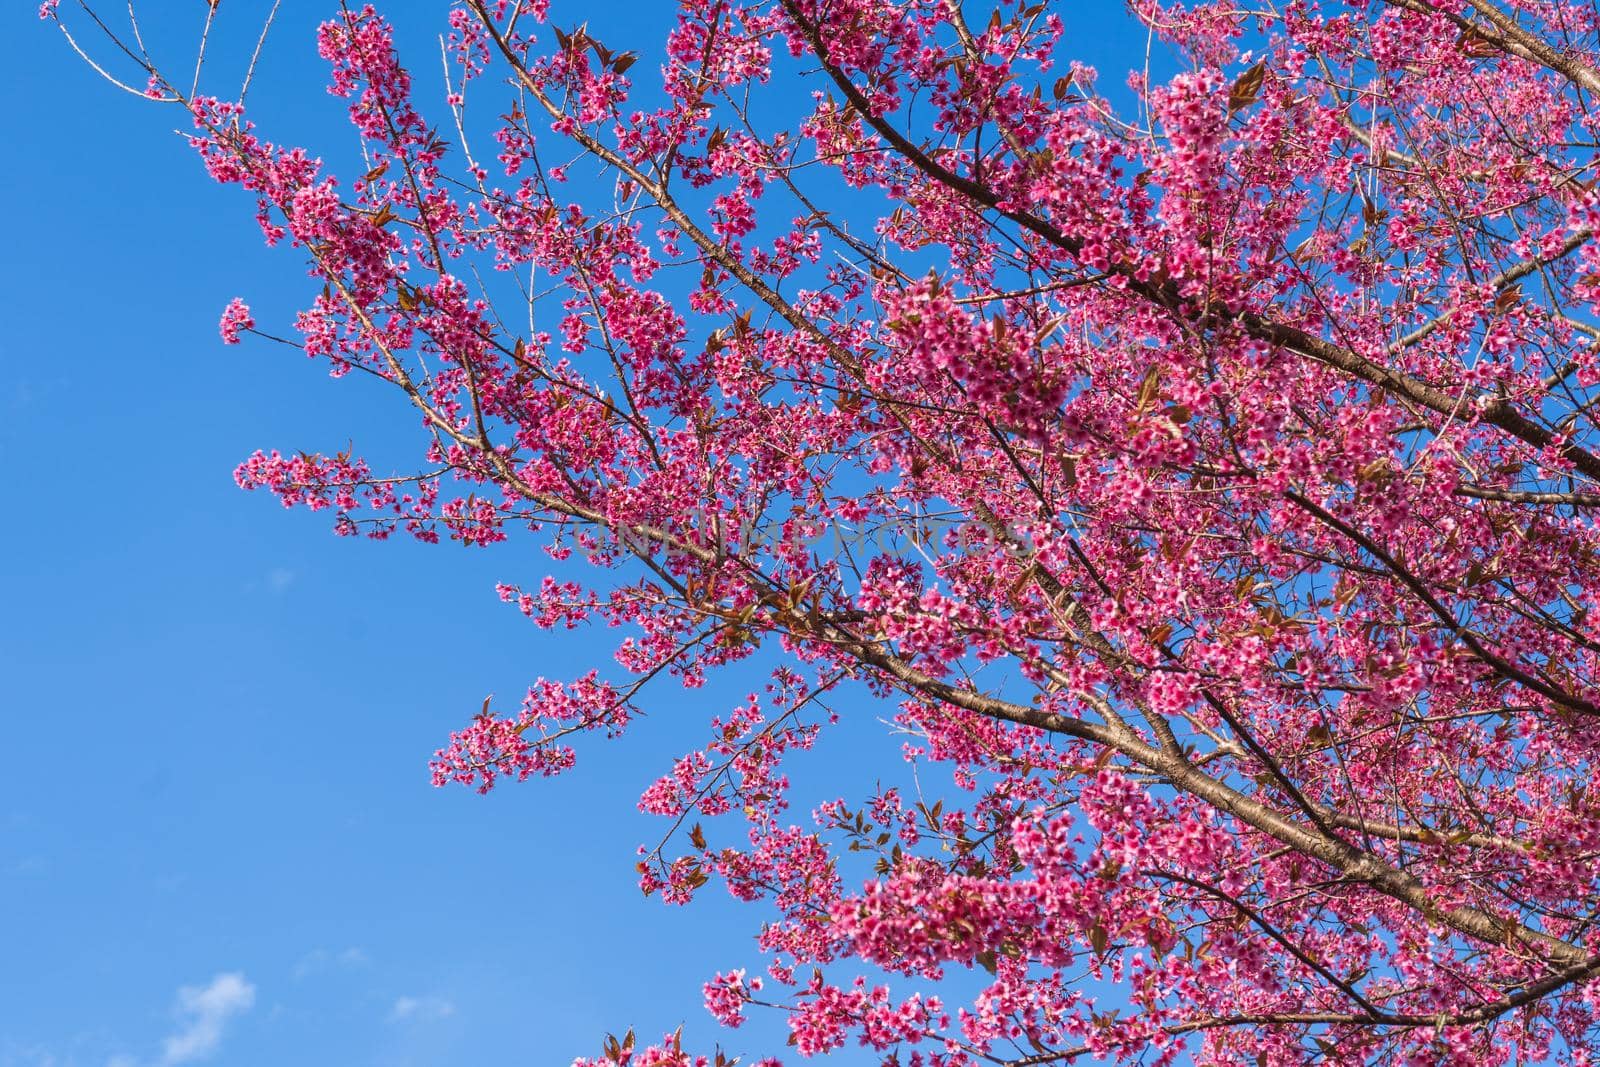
top-left (218, 298), bottom-right (254, 344)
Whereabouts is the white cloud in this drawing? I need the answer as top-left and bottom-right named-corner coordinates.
top-left (159, 973), bottom-right (255, 1065)
top-left (388, 995), bottom-right (455, 1023)
top-left (266, 568), bottom-right (296, 593)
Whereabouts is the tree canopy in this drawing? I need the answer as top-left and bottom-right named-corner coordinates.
top-left (45, 0), bottom-right (1600, 1062)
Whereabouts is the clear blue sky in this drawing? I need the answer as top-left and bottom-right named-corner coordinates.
top-left (1, 3), bottom-right (1149, 1065)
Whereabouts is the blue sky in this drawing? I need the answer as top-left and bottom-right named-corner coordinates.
top-left (1, 3), bottom-right (1152, 1065)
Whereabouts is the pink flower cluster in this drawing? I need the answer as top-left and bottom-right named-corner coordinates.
top-left (218, 298), bottom-right (254, 344)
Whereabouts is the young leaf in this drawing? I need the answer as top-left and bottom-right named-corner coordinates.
top-left (1229, 61), bottom-right (1266, 111)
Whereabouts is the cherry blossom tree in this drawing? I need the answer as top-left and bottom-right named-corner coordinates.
top-left (44, 0), bottom-right (1600, 1061)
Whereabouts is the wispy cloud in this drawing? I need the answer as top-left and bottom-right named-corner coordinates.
top-left (388, 995), bottom-right (455, 1023)
top-left (159, 973), bottom-right (255, 1065)
top-left (291, 947), bottom-right (367, 980)
top-left (8, 855), bottom-right (48, 877)
top-left (266, 568), bottom-right (295, 593)
top-left (0, 1041), bottom-right (62, 1067)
